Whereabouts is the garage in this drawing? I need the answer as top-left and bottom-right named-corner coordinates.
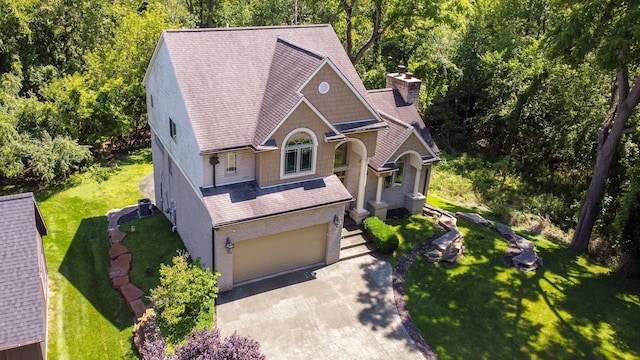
top-left (233, 223), bottom-right (328, 283)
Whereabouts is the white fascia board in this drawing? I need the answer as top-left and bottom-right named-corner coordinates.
top-left (260, 98), bottom-right (340, 146)
top-left (142, 31), bottom-right (166, 86)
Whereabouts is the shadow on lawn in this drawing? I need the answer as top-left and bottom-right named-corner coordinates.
top-left (58, 217), bottom-right (133, 330)
top-left (406, 219), bottom-right (640, 359)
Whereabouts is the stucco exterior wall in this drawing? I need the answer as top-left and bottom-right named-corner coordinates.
top-left (152, 130), bottom-right (214, 270)
top-left (301, 63), bottom-right (376, 123)
top-left (202, 149), bottom-right (256, 187)
top-left (257, 102), bottom-right (335, 187)
top-left (145, 44), bottom-right (204, 189)
top-left (171, 160), bottom-right (215, 270)
top-left (214, 203), bottom-right (345, 291)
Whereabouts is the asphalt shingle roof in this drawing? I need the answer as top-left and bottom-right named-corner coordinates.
top-left (0, 193), bottom-right (48, 350)
top-left (367, 88), bottom-right (440, 170)
top-left (157, 25), bottom-right (371, 153)
top-left (202, 175), bottom-right (353, 227)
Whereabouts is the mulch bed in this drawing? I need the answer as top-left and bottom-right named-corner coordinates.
top-left (392, 237), bottom-right (438, 360)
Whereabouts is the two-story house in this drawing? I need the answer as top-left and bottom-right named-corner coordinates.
top-left (143, 25), bottom-right (439, 291)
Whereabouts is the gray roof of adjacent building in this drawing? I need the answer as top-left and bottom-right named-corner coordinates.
top-left (0, 192), bottom-right (48, 351)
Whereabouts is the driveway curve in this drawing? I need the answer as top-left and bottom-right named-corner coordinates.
top-left (216, 254), bottom-right (425, 359)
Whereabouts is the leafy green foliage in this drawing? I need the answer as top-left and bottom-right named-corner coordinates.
top-left (363, 216), bottom-right (399, 254)
top-left (150, 252), bottom-right (220, 344)
top-left (174, 328), bottom-right (265, 360)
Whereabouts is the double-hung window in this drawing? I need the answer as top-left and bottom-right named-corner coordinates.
top-left (226, 153), bottom-right (237, 174)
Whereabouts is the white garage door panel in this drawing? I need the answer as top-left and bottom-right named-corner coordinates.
top-left (233, 223), bottom-right (327, 283)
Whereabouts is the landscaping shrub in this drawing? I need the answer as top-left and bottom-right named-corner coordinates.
top-left (174, 328), bottom-right (265, 360)
top-left (363, 216), bottom-right (399, 254)
top-left (150, 251), bottom-right (220, 343)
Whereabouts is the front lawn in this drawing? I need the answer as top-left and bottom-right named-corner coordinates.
top-left (402, 201), bottom-right (640, 359)
top-left (37, 150), bottom-right (186, 359)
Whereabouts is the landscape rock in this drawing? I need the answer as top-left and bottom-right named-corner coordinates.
top-left (111, 275), bottom-right (129, 289)
top-left (432, 230), bottom-right (462, 251)
top-left (109, 229), bottom-right (127, 243)
top-left (513, 250), bottom-right (539, 267)
top-left (111, 253), bottom-right (132, 274)
top-left (109, 243), bottom-right (129, 260)
top-left (439, 215), bottom-right (457, 230)
top-left (494, 222), bottom-right (516, 240)
top-left (133, 309), bottom-right (164, 356)
top-left (426, 249), bottom-right (443, 263)
top-left (456, 212), bottom-right (493, 228)
top-left (129, 298), bottom-right (147, 319)
top-left (513, 235), bottom-right (535, 250)
top-left (120, 283), bottom-right (144, 303)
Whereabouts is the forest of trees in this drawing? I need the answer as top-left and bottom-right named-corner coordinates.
top-left (1, 0), bottom-right (637, 268)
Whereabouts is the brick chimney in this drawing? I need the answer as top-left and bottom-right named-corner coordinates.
top-left (386, 65), bottom-right (422, 107)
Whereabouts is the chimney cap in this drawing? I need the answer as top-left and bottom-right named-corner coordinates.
top-left (397, 65), bottom-right (406, 74)
top-left (405, 72), bottom-right (413, 79)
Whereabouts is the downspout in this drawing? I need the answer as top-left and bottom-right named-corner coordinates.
top-left (209, 155), bottom-right (219, 187)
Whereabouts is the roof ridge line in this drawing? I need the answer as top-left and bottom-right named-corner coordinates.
top-left (276, 38), bottom-right (325, 60)
top-left (378, 111), bottom-right (413, 129)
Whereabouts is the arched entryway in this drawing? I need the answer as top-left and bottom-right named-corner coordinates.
top-left (333, 138), bottom-right (369, 223)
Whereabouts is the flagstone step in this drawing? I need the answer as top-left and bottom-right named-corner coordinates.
top-left (341, 233), bottom-right (369, 249)
top-left (339, 242), bottom-right (378, 261)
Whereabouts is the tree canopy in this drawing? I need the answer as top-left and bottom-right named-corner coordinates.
top-left (1, 0), bottom-right (638, 268)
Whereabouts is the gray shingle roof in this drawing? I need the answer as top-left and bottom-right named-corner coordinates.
top-left (202, 175), bottom-right (353, 227)
top-left (0, 193), bottom-right (48, 350)
top-left (252, 38), bottom-right (325, 146)
top-left (157, 25), bottom-right (372, 153)
top-left (367, 88), bottom-right (440, 171)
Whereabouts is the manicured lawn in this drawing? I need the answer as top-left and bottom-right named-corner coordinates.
top-left (122, 214), bottom-right (186, 296)
top-left (401, 198), bottom-right (640, 359)
top-left (35, 150), bottom-right (186, 359)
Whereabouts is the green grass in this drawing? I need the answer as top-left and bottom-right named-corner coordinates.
top-left (122, 214), bottom-right (186, 296)
top-left (400, 201), bottom-right (640, 359)
top-left (36, 150), bottom-right (186, 359)
top-left (386, 214), bottom-right (444, 266)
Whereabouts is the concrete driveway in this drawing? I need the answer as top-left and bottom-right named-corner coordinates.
top-left (216, 254), bottom-right (424, 359)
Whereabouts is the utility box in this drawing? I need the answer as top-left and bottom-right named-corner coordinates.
top-left (138, 198), bottom-right (152, 218)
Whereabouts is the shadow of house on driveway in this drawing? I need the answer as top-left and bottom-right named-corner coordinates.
top-left (216, 254), bottom-right (424, 359)
top-left (58, 217), bottom-right (133, 330)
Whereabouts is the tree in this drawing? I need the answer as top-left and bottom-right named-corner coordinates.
top-left (150, 252), bottom-right (220, 343)
top-left (549, 0), bottom-right (640, 252)
top-left (332, 0), bottom-right (459, 65)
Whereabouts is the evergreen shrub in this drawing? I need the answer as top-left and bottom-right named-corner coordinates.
top-left (363, 216), bottom-right (399, 254)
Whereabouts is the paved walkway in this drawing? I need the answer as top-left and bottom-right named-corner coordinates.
top-left (216, 254), bottom-right (425, 359)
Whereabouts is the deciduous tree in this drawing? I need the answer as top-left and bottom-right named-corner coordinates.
top-left (549, 0), bottom-right (640, 252)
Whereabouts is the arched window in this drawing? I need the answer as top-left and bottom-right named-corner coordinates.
top-left (282, 129), bottom-right (317, 177)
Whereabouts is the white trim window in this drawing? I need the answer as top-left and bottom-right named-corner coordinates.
top-left (281, 129), bottom-right (317, 178)
top-left (226, 152), bottom-right (237, 174)
top-left (384, 160), bottom-right (405, 188)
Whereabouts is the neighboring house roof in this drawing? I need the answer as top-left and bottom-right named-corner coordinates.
top-left (147, 25), bottom-right (378, 154)
top-left (0, 193), bottom-right (48, 351)
top-left (367, 88), bottom-right (441, 171)
top-left (201, 175), bottom-right (352, 227)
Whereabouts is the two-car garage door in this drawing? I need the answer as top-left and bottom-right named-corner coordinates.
top-left (232, 223), bottom-right (328, 283)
